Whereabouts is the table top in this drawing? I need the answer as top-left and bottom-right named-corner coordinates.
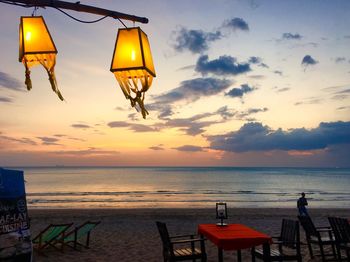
top-left (198, 224), bottom-right (272, 251)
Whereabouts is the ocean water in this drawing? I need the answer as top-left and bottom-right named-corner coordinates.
top-left (15, 167), bottom-right (350, 209)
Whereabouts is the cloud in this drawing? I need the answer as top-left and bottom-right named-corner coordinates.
top-left (51, 147), bottom-right (119, 156)
top-left (225, 84), bottom-right (256, 98)
top-left (160, 116), bottom-right (218, 136)
top-left (149, 145), bottom-right (164, 151)
top-left (216, 106), bottom-right (236, 120)
top-left (294, 97), bottom-right (322, 106)
top-left (235, 107), bottom-right (268, 120)
top-left (156, 107), bottom-right (235, 136)
top-left (172, 27), bottom-right (222, 54)
top-left (273, 70), bottom-right (283, 76)
top-left (335, 57), bottom-right (346, 63)
top-left (248, 57), bottom-right (261, 64)
top-left (337, 106), bottom-right (350, 110)
top-left (301, 55), bottom-right (318, 69)
top-left (71, 124), bottom-right (91, 129)
top-left (154, 77), bottom-right (233, 104)
top-left (0, 96), bottom-right (13, 103)
top-left (0, 134), bottom-right (37, 145)
top-left (222, 18), bottom-right (249, 31)
top-left (195, 55), bottom-right (251, 76)
top-left (282, 33), bottom-right (302, 40)
top-left (173, 145), bottom-right (204, 152)
top-left (273, 86), bottom-right (290, 93)
top-left (108, 121), bottom-right (156, 132)
top-left (258, 63), bottom-right (269, 69)
top-left (248, 75), bottom-right (265, 80)
top-left (0, 71), bottom-right (23, 91)
top-left (208, 121), bottom-right (350, 152)
top-left (37, 136), bottom-right (61, 145)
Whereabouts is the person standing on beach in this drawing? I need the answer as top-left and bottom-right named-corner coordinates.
top-left (297, 192), bottom-right (309, 216)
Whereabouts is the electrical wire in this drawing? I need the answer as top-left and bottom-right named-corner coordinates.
top-left (117, 18), bottom-right (128, 28)
top-left (0, 0), bottom-right (30, 8)
top-left (53, 7), bottom-right (110, 24)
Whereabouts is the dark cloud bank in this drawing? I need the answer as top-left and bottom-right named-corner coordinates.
top-left (195, 55), bottom-right (251, 76)
top-left (172, 17), bottom-right (249, 54)
top-left (0, 71), bottom-right (23, 91)
top-left (172, 27), bottom-right (222, 54)
top-left (209, 121), bottom-right (350, 152)
top-left (226, 84), bottom-right (256, 98)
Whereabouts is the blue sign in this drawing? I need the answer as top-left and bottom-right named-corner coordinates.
top-left (0, 168), bottom-right (32, 261)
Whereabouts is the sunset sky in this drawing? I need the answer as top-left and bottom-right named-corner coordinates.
top-left (0, 0), bottom-right (349, 167)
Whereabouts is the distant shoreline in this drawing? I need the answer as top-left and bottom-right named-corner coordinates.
top-left (4, 166), bottom-right (350, 169)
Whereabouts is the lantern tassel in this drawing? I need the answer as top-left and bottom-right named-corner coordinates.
top-left (130, 91), bottom-right (149, 119)
top-left (24, 64), bottom-right (32, 91)
top-left (38, 54), bottom-right (65, 101)
top-left (47, 68), bottom-right (64, 101)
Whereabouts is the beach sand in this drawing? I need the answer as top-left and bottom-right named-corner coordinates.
top-left (28, 208), bottom-right (350, 262)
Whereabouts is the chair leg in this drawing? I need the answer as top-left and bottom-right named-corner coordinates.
top-left (251, 247), bottom-right (256, 262)
top-left (331, 242), bottom-right (337, 259)
top-left (319, 243), bottom-right (326, 262)
top-left (306, 239), bottom-right (314, 258)
top-left (336, 246), bottom-right (342, 262)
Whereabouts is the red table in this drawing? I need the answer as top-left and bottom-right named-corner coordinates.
top-left (198, 224), bottom-right (272, 262)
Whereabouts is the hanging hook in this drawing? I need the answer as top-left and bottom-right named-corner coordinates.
top-left (31, 6), bottom-right (39, 16)
top-left (117, 18), bottom-right (128, 28)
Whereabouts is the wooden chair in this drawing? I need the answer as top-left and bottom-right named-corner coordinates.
top-left (32, 223), bottom-right (73, 254)
top-left (62, 221), bottom-right (101, 250)
top-left (328, 217), bottom-right (350, 261)
top-left (252, 219), bottom-right (302, 261)
top-left (156, 221), bottom-right (207, 262)
top-left (298, 215), bottom-right (336, 261)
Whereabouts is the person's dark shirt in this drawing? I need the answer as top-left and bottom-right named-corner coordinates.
top-left (297, 197), bottom-right (308, 208)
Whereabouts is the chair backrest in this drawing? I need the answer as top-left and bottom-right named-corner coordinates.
top-left (280, 219), bottom-right (299, 249)
top-left (298, 215), bottom-right (318, 237)
top-left (328, 217), bottom-right (350, 243)
top-left (64, 221), bottom-right (100, 242)
top-left (33, 223), bottom-right (73, 243)
top-left (156, 221), bottom-right (172, 254)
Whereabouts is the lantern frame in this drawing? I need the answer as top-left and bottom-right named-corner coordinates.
top-left (110, 26), bottom-right (156, 77)
top-left (19, 16), bottom-right (58, 62)
top-left (216, 202), bottom-right (228, 226)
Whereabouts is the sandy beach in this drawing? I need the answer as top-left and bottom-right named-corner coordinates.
top-left (28, 208), bottom-right (350, 262)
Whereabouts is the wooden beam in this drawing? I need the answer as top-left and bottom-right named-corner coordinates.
top-left (7, 0), bottom-right (149, 23)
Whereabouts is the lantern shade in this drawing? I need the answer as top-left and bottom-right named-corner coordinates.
top-left (110, 27), bottom-right (156, 119)
top-left (18, 16), bottom-right (63, 101)
top-left (110, 27), bottom-right (155, 77)
top-left (19, 16), bottom-right (57, 63)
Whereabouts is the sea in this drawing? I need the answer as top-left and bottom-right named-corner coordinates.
top-left (13, 167), bottom-right (350, 209)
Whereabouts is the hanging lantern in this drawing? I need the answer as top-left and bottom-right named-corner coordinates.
top-left (110, 27), bottom-right (156, 119)
top-left (19, 16), bottom-right (64, 101)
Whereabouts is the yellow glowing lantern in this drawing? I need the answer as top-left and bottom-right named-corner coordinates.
top-left (110, 27), bottom-right (156, 119)
top-left (19, 16), bottom-right (64, 101)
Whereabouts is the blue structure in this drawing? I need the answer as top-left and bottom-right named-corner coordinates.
top-left (0, 168), bottom-right (32, 261)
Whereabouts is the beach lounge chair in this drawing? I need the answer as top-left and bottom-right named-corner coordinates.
top-left (328, 217), bottom-right (350, 261)
top-left (251, 219), bottom-right (302, 262)
top-left (32, 223), bottom-right (73, 253)
top-left (62, 221), bottom-right (101, 250)
top-left (156, 221), bottom-right (207, 262)
top-left (298, 215), bottom-right (337, 261)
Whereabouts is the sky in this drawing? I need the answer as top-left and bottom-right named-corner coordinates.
top-left (0, 0), bottom-right (349, 167)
